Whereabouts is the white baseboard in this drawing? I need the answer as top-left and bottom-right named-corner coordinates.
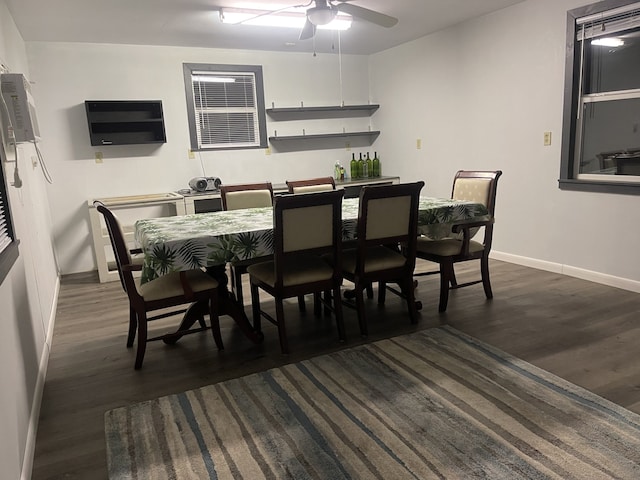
top-left (491, 251), bottom-right (640, 294)
top-left (21, 275), bottom-right (60, 480)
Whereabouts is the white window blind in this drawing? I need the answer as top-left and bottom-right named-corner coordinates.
top-left (577, 2), bottom-right (640, 39)
top-left (0, 173), bottom-right (12, 255)
top-left (190, 71), bottom-right (261, 149)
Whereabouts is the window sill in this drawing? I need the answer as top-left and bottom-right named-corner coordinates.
top-left (0, 240), bottom-right (20, 285)
top-left (558, 178), bottom-right (640, 195)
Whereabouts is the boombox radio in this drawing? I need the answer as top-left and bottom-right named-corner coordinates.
top-left (188, 176), bottom-right (222, 192)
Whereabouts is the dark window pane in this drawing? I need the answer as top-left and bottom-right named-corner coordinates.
top-left (579, 97), bottom-right (640, 175)
top-left (583, 28), bottom-right (640, 94)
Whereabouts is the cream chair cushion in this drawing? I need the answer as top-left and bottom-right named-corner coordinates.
top-left (453, 178), bottom-right (491, 206)
top-left (247, 256), bottom-right (333, 287)
top-left (292, 184), bottom-right (334, 194)
top-left (365, 196), bottom-right (411, 240)
top-left (225, 190), bottom-right (272, 210)
top-left (416, 238), bottom-right (485, 257)
top-left (282, 204), bottom-right (333, 252)
top-left (341, 246), bottom-right (407, 274)
top-left (136, 269), bottom-right (218, 302)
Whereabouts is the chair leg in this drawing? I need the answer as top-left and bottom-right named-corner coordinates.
top-left (333, 284), bottom-right (346, 343)
top-left (134, 311), bottom-right (148, 370)
top-left (439, 261), bottom-right (455, 313)
top-left (401, 277), bottom-right (419, 324)
top-left (481, 254), bottom-right (493, 299)
top-left (366, 283), bottom-right (374, 299)
top-left (355, 284), bottom-right (368, 337)
top-left (275, 298), bottom-right (289, 354)
top-left (378, 281), bottom-right (386, 305)
top-left (313, 292), bottom-right (322, 316)
top-left (209, 292), bottom-right (224, 351)
top-left (323, 290), bottom-right (332, 315)
top-left (127, 305), bottom-right (137, 348)
top-left (297, 295), bottom-right (306, 312)
top-left (250, 282), bottom-right (262, 333)
top-left (450, 266), bottom-right (458, 288)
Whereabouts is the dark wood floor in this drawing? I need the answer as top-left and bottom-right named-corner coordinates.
top-left (31, 260), bottom-right (640, 479)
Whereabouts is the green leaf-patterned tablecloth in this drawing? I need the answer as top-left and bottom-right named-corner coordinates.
top-left (135, 197), bottom-right (489, 283)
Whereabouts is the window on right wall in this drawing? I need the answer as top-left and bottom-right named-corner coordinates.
top-left (560, 0), bottom-right (640, 195)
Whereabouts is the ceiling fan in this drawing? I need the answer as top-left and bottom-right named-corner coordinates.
top-left (299, 0), bottom-right (398, 40)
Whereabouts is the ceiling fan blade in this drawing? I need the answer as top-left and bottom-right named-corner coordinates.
top-left (335, 2), bottom-right (398, 28)
top-left (299, 18), bottom-right (316, 40)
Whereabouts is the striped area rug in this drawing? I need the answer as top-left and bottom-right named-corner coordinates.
top-left (105, 326), bottom-right (640, 479)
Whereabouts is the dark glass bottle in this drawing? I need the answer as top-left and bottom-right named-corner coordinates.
top-left (366, 152), bottom-right (373, 178)
top-left (372, 151), bottom-right (380, 177)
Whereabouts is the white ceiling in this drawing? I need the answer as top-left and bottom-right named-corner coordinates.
top-left (5, 0), bottom-right (526, 55)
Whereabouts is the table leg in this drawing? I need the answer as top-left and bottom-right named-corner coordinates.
top-left (163, 265), bottom-right (264, 345)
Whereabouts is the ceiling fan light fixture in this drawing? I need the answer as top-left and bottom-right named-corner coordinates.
top-left (307, 6), bottom-right (337, 26)
top-left (219, 7), bottom-right (350, 31)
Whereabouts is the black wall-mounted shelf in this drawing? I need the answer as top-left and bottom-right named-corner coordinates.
top-left (85, 100), bottom-right (166, 146)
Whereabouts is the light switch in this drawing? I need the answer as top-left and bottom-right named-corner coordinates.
top-left (544, 132), bottom-right (552, 146)
top-left (416, 138), bottom-right (422, 150)
top-left (265, 147), bottom-right (271, 155)
top-left (188, 149), bottom-right (195, 159)
top-left (95, 152), bottom-right (103, 164)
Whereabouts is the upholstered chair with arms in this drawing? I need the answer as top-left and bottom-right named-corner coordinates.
top-left (414, 170), bottom-right (502, 312)
top-left (247, 190), bottom-right (346, 354)
top-left (339, 181), bottom-right (424, 337)
top-left (94, 201), bottom-right (222, 370)
top-left (220, 182), bottom-right (274, 306)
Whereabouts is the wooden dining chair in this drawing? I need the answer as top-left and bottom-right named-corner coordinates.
top-left (219, 182), bottom-right (274, 306)
top-left (339, 181), bottom-right (425, 337)
top-left (414, 170), bottom-right (503, 312)
top-left (286, 176), bottom-right (336, 194)
top-left (94, 201), bottom-right (223, 369)
top-left (247, 189), bottom-right (346, 354)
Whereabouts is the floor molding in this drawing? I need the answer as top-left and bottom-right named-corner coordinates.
top-left (491, 251), bottom-right (640, 294)
top-left (22, 275), bottom-right (60, 480)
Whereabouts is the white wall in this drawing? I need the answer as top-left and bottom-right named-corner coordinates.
top-left (0, 2), bottom-right (60, 479)
top-left (370, 0), bottom-right (640, 290)
top-left (26, 42), bottom-right (372, 275)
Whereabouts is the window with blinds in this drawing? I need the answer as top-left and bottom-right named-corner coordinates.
top-left (560, 0), bottom-right (640, 194)
top-left (183, 63), bottom-right (267, 151)
top-left (0, 153), bottom-right (19, 283)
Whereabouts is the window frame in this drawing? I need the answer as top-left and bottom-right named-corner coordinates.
top-left (559, 0), bottom-right (640, 195)
top-left (183, 63), bottom-right (267, 152)
top-left (0, 151), bottom-right (19, 284)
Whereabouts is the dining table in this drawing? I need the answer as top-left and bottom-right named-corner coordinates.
top-left (134, 196), bottom-right (490, 344)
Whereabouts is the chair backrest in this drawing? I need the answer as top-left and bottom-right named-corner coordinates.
top-left (451, 170), bottom-right (503, 216)
top-left (355, 181), bottom-right (425, 272)
top-left (286, 176), bottom-right (336, 194)
top-left (93, 201), bottom-right (139, 298)
top-left (220, 182), bottom-right (274, 211)
top-left (272, 189), bottom-right (344, 287)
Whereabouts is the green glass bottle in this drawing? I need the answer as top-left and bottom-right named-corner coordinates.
top-left (366, 152), bottom-right (373, 178)
top-left (350, 153), bottom-right (357, 179)
top-left (357, 153), bottom-right (364, 179)
top-left (372, 151), bottom-right (380, 177)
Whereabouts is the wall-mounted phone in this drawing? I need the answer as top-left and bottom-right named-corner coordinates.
top-left (1, 73), bottom-right (41, 143)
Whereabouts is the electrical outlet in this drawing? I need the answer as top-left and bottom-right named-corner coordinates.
top-left (416, 138), bottom-right (422, 150)
top-left (544, 131), bottom-right (552, 146)
top-left (31, 156), bottom-right (38, 168)
top-left (345, 142), bottom-right (351, 151)
top-left (95, 152), bottom-right (103, 164)
top-left (188, 149), bottom-right (195, 159)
